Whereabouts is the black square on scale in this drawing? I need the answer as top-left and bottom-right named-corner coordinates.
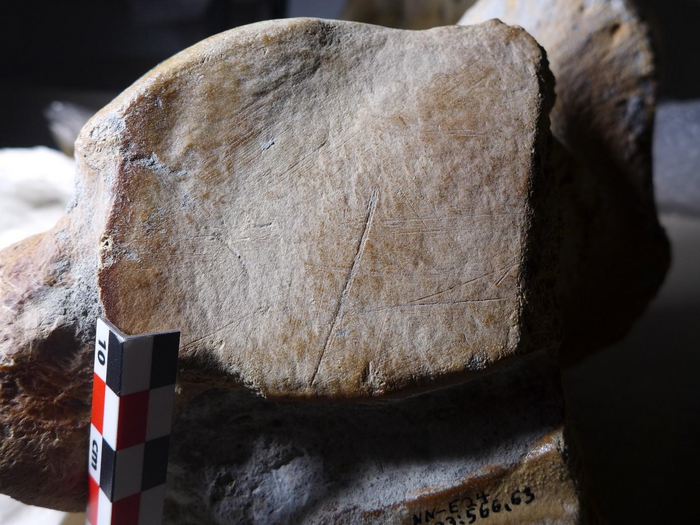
top-left (149, 332), bottom-right (179, 389)
top-left (141, 435), bottom-right (171, 491)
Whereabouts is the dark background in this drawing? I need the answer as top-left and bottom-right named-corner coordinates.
top-left (1, 0), bottom-right (699, 149)
top-left (1, 1), bottom-right (699, 523)
top-left (0, 0), bottom-right (344, 149)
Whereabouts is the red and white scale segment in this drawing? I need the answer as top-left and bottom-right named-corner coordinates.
top-left (87, 318), bottom-right (179, 525)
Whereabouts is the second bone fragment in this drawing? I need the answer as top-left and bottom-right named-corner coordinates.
top-left (461, 0), bottom-right (670, 361)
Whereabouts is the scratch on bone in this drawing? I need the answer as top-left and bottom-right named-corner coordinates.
top-left (0, 272), bottom-right (22, 293)
top-left (494, 263), bottom-right (518, 286)
top-left (367, 297), bottom-right (506, 313)
top-left (406, 260), bottom-right (518, 305)
top-left (133, 153), bottom-right (249, 277)
top-left (2, 304), bottom-right (17, 315)
top-left (311, 188), bottom-right (379, 385)
top-left (183, 312), bottom-right (256, 349)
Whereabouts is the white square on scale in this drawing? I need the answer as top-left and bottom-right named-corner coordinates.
top-left (138, 483), bottom-right (166, 525)
top-left (120, 336), bottom-right (153, 395)
top-left (146, 385), bottom-right (175, 441)
top-left (102, 387), bottom-right (120, 451)
top-left (113, 443), bottom-right (145, 502)
top-left (97, 488), bottom-right (112, 525)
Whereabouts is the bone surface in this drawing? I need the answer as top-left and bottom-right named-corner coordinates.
top-left (0, 18), bottom-right (556, 510)
top-left (86, 18), bottom-right (556, 399)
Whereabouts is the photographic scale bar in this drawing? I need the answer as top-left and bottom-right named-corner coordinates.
top-left (87, 317), bottom-right (179, 525)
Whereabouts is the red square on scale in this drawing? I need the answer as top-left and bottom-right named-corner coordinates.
top-left (112, 491), bottom-right (141, 524)
top-left (91, 373), bottom-right (106, 435)
top-left (116, 390), bottom-right (149, 450)
top-left (86, 475), bottom-right (100, 525)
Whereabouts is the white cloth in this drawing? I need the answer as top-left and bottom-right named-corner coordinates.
top-left (0, 147), bottom-right (75, 249)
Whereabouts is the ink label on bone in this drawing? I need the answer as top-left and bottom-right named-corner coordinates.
top-left (412, 486), bottom-right (536, 525)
